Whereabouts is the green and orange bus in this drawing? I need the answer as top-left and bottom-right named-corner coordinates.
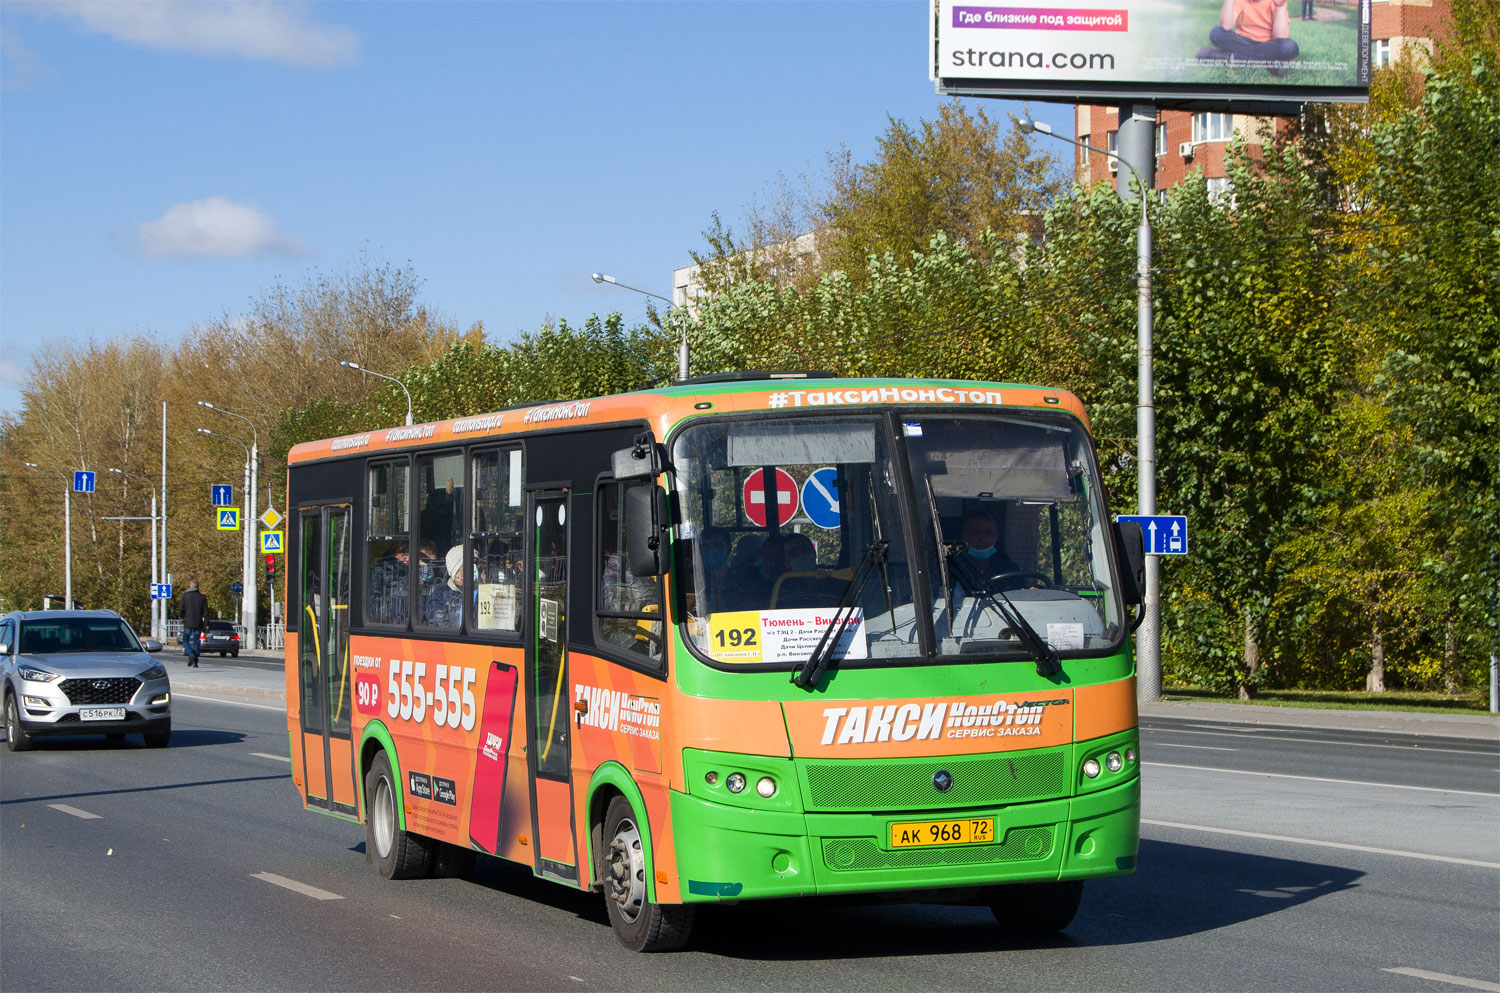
top-left (283, 372), bottom-right (1145, 950)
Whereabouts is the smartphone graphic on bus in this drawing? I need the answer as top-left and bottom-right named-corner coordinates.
top-left (469, 660), bottom-right (518, 855)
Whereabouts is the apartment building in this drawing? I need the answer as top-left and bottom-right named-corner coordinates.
top-left (1073, 0), bottom-right (1452, 193)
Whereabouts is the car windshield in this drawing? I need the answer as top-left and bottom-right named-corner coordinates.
top-left (19, 619), bottom-right (141, 654)
top-left (672, 410), bottom-right (1124, 670)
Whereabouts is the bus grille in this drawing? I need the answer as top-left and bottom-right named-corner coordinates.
top-left (801, 751), bottom-right (1069, 812)
top-left (821, 828), bottom-right (1054, 871)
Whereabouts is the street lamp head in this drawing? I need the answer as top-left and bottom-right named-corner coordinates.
top-left (197, 428), bottom-right (213, 436)
top-left (591, 273), bottom-right (615, 285)
top-left (1011, 115), bottom-right (1052, 136)
top-left (339, 360), bottom-right (360, 370)
top-left (25, 462), bottom-right (38, 469)
top-left (198, 401), bottom-right (214, 410)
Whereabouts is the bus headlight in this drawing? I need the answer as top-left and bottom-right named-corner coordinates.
top-left (1082, 758), bottom-right (1101, 779)
top-left (726, 773), bottom-right (747, 794)
top-left (756, 776), bottom-right (776, 798)
top-left (1105, 751), bottom-right (1123, 773)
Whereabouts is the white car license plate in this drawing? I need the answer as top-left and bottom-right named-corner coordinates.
top-left (80, 708), bottom-right (126, 722)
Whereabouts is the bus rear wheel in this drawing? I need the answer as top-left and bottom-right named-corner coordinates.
top-left (989, 880), bottom-right (1084, 933)
top-left (601, 795), bottom-right (693, 952)
top-left (365, 751), bottom-right (431, 879)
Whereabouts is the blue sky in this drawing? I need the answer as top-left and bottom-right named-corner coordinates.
top-left (0, 1), bottom-right (1075, 418)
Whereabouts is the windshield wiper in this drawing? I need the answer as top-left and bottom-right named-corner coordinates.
top-left (944, 546), bottom-right (1062, 678)
top-left (791, 540), bottom-right (889, 690)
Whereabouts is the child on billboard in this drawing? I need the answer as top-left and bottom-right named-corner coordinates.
top-left (1197, 0), bottom-right (1300, 77)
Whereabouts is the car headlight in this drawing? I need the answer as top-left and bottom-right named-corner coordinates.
top-left (17, 666), bottom-right (60, 683)
top-left (139, 664), bottom-right (167, 680)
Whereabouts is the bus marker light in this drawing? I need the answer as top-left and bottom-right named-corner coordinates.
top-left (726, 773), bottom-right (747, 794)
top-left (1125, 747), bottom-right (1137, 763)
top-left (705, 771), bottom-right (719, 786)
top-left (756, 777), bottom-right (776, 798)
top-left (1105, 751), bottom-right (1123, 773)
top-left (1083, 758), bottom-right (1101, 779)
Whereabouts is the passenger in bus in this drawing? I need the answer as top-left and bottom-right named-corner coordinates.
top-left (368, 543), bottom-right (411, 625)
top-left (722, 532), bottom-right (815, 611)
top-left (423, 544), bottom-right (466, 627)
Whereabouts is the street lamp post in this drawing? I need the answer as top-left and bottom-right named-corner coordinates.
top-left (197, 427), bottom-right (253, 638)
top-left (339, 361), bottom-right (414, 426)
top-left (108, 468), bottom-right (160, 640)
top-left (199, 403), bottom-right (259, 648)
top-left (25, 463), bottom-right (73, 609)
top-left (592, 272), bottom-right (689, 382)
top-left (1014, 115), bottom-right (1162, 704)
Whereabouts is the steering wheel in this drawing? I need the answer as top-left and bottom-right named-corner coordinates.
top-left (986, 571), bottom-right (1052, 590)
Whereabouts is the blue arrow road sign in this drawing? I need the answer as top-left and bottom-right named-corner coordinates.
top-left (801, 468), bottom-right (841, 529)
top-left (73, 470), bottom-right (95, 493)
top-left (230, 581), bottom-right (243, 594)
top-left (1118, 514), bottom-right (1188, 555)
top-left (211, 484), bottom-right (233, 507)
top-left (150, 583), bottom-right (172, 600)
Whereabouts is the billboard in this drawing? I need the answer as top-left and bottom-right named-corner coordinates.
top-left (932, 0), bottom-right (1371, 108)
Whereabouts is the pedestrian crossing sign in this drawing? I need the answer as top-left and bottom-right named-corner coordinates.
top-left (260, 530), bottom-right (284, 553)
top-left (217, 508), bottom-right (240, 530)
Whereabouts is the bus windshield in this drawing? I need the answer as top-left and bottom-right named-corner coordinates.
top-left (673, 410), bottom-right (1124, 669)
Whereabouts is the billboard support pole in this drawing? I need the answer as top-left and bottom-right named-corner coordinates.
top-left (1119, 101), bottom-right (1161, 704)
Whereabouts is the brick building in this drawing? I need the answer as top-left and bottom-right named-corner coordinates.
top-left (1073, 0), bottom-right (1452, 193)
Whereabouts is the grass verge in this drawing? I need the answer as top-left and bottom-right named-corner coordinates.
top-left (1161, 686), bottom-right (1497, 716)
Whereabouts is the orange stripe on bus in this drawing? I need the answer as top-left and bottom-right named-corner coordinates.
top-left (1073, 677), bottom-right (1138, 741)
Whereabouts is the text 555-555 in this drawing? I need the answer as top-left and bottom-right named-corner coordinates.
top-left (386, 660), bottom-right (477, 730)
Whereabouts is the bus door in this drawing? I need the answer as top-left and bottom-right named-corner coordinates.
top-left (524, 488), bottom-right (578, 882)
top-left (296, 504), bottom-right (358, 815)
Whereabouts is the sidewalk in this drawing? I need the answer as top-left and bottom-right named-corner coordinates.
top-left (164, 647), bottom-right (1499, 742)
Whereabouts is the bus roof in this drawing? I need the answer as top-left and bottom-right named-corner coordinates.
top-left (285, 376), bottom-right (1089, 466)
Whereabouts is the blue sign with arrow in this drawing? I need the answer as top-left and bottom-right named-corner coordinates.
top-left (1118, 514), bottom-right (1188, 555)
top-left (211, 484), bottom-right (233, 507)
top-left (800, 468), bottom-right (841, 529)
top-left (73, 470), bottom-right (95, 494)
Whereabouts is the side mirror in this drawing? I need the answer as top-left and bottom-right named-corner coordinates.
top-left (625, 484), bottom-right (669, 577)
top-left (1113, 520), bottom-right (1145, 606)
top-left (0, 641), bottom-right (10, 656)
top-left (611, 432), bottom-right (662, 481)
top-left (142, 639), bottom-right (164, 653)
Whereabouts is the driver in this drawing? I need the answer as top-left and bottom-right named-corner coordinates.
top-left (953, 510), bottom-right (1031, 593)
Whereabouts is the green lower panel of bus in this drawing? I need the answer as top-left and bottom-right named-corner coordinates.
top-left (670, 752), bottom-right (1139, 903)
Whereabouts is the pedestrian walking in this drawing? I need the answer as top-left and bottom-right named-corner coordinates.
top-left (180, 580), bottom-right (208, 667)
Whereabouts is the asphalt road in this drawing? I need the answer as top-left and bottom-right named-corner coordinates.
top-left (2, 697), bottom-right (1496, 992)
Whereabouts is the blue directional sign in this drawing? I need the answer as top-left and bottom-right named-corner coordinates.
top-left (73, 470), bottom-right (95, 494)
top-left (801, 467), bottom-right (841, 529)
top-left (211, 484), bottom-right (233, 507)
top-left (1118, 514), bottom-right (1188, 555)
top-left (230, 581), bottom-right (243, 595)
top-left (150, 583), bottom-right (172, 600)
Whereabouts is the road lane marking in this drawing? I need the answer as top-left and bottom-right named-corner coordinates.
top-left (1143, 820), bottom-right (1500, 869)
top-left (251, 752), bottom-right (291, 762)
top-left (1383, 968), bottom-right (1500, 991)
top-left (48, 803), bottom-right (101, 820)
top-left (251, 872), bottom-right (344, 901)
top-left (1144, 761), bottom-right (1500, 797)
top-left (1149, 726), bottom-right (1495, 756)
top-left (171, 693), bottom-right (284, 712)
top-left (1153, 742), bottom-right (1238, 751)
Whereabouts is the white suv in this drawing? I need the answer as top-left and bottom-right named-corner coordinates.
top-left (1, 610), bottom-right (171, 750)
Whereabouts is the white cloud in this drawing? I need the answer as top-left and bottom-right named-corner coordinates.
top-left (137, 197), bottom-right (308, 258)
top-left (0, 358), bottom-right (27, 390)
top-left (22, 1), bottom-right (358, 68)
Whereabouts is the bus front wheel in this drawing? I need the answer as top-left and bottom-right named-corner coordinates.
top-left (365, 751), bottom-right (431, 879)
top-left (989, 880), bottom-right (1083, 933)
top-left (601, 795), bottom-right (693, 952)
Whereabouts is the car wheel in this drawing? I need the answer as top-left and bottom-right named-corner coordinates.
top-left (232, 650), bottom-right (239, 658)
top-left (601, 795), bottom-right (693, 951)
top-left (5, 693), bottom-right (33, 752)
top-left (143, 722), bottom-right (171, 748)
top-left (989, 880), bottom-right (1083, 933)
top-left (365, 751), bottom-right (431, 879)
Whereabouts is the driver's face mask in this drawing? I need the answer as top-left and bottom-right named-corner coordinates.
top-left (968, 544), bottom-right (998, 560)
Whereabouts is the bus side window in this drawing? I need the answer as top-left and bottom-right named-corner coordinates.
top-left (472, 447), bottom-right (523, 633)
top-left (365, 460), bottom-right (411, 627)
top-left (596, 480), bottom-right (663, 663)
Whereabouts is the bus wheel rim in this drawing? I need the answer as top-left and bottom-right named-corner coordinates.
top-left (373, 776), bottom-right (395, 858)
top-left (607, 816), bottom-right (646, 924)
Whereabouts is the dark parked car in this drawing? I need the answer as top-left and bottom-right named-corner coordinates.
top-left (1, 610), bottom-right (170, 750)
top-left (200, 619), bottom-right (240, 657)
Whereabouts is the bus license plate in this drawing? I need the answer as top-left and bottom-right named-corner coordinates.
top-left (890, 817), bottom-right (994, 848)
top-left (80, 708), bottom-right (126, 722)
